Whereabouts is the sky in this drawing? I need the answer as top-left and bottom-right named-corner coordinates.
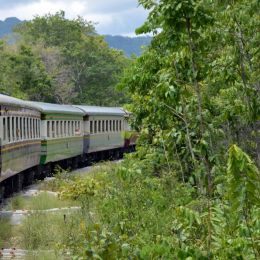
top-left (0, 0), bottom-right (149, 36)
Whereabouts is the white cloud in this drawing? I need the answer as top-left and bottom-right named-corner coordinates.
top-left (0, 0), bottom-right (148, 35)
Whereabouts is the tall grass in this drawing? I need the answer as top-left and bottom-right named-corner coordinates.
top-left (6, 192), bottom-right (79, 211)
top-left (0, 217), bottom-right (12, 248)
top-left (19, 211), bottom-right (84, 251)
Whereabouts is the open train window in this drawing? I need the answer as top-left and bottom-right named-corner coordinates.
top-left (32, 119), bottom-right (35, 139)
top-left (71, 121), bottom-right (74, 136)
top-left (30, 118), bottom-right (32, 139)
top-left (98, 121), bottom-right (101, 133)
top-left (23, 118), bottom-right (26, 139)
top-left (15, 117), bottom-right (19, 141)
top-left (68, 121), bottom-right (71, 136)
top-left (102, 120), bottom-right (104, 132)
top-left (47, 121), bottom-right (50, 138)
top-left (37, 119), bottom-right (40, 138)
top-left (94, 121), bottom-right (97, 133)
top-left (60, 121), bottom-right (63, 137)
top-left (64, 121), bottom-right (67, 137)
top-left (3, 118), bottom-right (6, 141)
top-left (20, 118), bottom-right (22, 140)
top-left (52, 121), bottom-right (55, 138)
top-left (7, 117), bottom-right (10, 142)
top-left (11, 117), bottom-right (15, 141)
top-left (106, 120), bottom-right (108, 132)
top-left (90, 121), bottom-right (93, 134)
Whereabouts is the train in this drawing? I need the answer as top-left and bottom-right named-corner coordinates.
top-left (0, 94), bottom-right (136, 201)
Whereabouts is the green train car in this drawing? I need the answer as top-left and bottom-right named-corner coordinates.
top-left (0, 95), bottom-right (41, 192)
top-left (74, 106), bottom-right (127, 156)
top-left (29, 102), bottom-right (84, 169)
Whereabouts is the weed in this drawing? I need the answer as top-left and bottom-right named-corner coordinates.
top-left (0, 217), bottom-right (12, 248)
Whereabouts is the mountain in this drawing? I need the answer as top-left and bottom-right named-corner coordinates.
top-left (104, 35), bottom-right (152, 57)
top-left (0, 17), bottom-right (151, 56)
top-left (0, 17), bottom-right (23, 38)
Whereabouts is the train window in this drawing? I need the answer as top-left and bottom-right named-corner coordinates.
top-left (34, 119), bottom-right (36, 138)
top-left (26, 118), bottom-right (28, 140)
top-left (116, 120), bottom-right (118, 132)
top-left (20, 118), bottom-right (22, 140)
top-left (105, 120), bottom-right (108, 132)
top-left (47, 121), bottom-right (50, 138)
top-left (67, 121), bottom-right (70, 136)
top-left (31, 119), bottom-right (34, 139)
top-left (109, 120), bottom-right (111, 132)
top-left (55, 121), bottom-right (59, 137)
top-left (3, 118), bottom-right (6, 141)
top-left (98, 121), bottom-right (100, 133)
top-left (75, 121), bottom-right (80, 135)
top-left (11, 117), bottom-right (14, 141)
top-left (112, 120), bottom-right (115, 132)
top-left (93, 121), bottom-right (96, 133)
top-left (35, 119), bottom-right (37, 138)
top-left (32, 119), bottom-right (35, 139)
top-left (26, 118), bottom-right (29, 139)
top-left (30, 118), bottom-right (32, 139)
top-left (15, 117), bottom-right (18, 141)
top-left (6, 117), bottom-right (11, 142)
top-left (23, 117), bottom-right (26, 139)
top-left (37, 119), bottom-right (39, 138)
top-left (71, 121), bottom-right (75, 136)
top-left (102, 120), bottom-right (104, 132)
top-left (90, 121), bottom-right (93, 134)
top-left (119, 120), bottom-right (122, 131)
top-left (33, 119), bottom-right (35, 139)
top-left (34, 119), bottom-right (37, 138)
top-left (36, 120), bottom-right (38, 138)
top-left (64, 121), bottom-right (67, 137)
top-left (60, 121), bottom-right (63, 137)
top-left (28, 118), bottom-right (30, 139)
top-left (51, 121), bottom-right (55, 138)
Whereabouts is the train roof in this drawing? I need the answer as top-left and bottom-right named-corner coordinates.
top-left (0, 94), bottom-right (40, 111)
top-left (28, 101), bottom-right (84, 116)
top-left (73, 105), bottom-right (127, 116)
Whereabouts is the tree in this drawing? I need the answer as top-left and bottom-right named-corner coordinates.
top-left (14, 11), bottom-right (129, 105)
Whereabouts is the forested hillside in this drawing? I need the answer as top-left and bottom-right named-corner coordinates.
top-left (104, 35), bottom-right (152, 56)
top-left (0, 17), bottom-right (23, 38)
top-left (0, 12), bottom-right (129, 105)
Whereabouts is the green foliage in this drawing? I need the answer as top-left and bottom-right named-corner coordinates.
top-left (0, 217), bottom-right (12, 248)
top-left (227, 145), bottom-right (260, 212)
top-left (0, 11), bottom-right (129, 105)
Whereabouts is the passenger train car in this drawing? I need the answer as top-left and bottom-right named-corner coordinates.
top-left (0, 95), bottom-right (41, 194)
top-left (75, 106), bottom-right (127, 157)
top-left (28, 102), bottom-right (85, 172)
top-left (0, 95), bottom-right (136, 200)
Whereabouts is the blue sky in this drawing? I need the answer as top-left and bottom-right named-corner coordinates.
top-left (0, 0), bottom-right (149, 36)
